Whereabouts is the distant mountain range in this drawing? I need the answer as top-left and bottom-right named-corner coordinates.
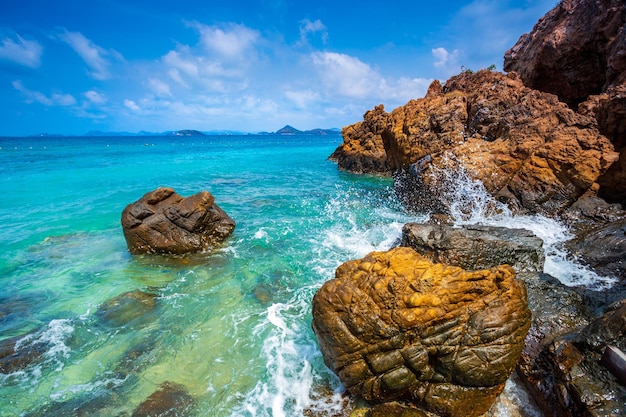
top-left (29, 125), bottom-right (341, 138)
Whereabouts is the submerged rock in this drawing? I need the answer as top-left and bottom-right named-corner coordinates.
top-left (95, 290), bottom-right (158, 328)
top-left (0, 331), bottom-right (48, 374)
top-left (132, 381), bottom-right (195, 417)
top-left (312, 247), bottom-right (531, 417)
top-left (401, 223), bottom-right (545, 273)
top-left (121, 187), bottom-right (235, 255)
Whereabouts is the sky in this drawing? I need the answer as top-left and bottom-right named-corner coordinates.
top-left (0, 0), bottom-right (557, 136)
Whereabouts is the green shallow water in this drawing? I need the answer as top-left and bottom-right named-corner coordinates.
top-left (0, 135), bottom-right (420, 416)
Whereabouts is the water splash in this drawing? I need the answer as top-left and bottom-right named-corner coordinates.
top-left (423, 154), bottom-right (616, 288)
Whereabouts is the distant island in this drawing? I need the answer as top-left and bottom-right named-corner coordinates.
top-left (27, 125), bottom-right (341, 138)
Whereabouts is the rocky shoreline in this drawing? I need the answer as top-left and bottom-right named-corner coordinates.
top-left (320, 0), bottom-right (626, 415)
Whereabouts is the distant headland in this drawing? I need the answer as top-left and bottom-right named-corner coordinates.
top-left (24, 125), bottom-right (340, 138)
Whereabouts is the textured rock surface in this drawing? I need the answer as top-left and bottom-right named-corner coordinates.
top-left (519, 272), bottom-right (626, 417)
top-left (582, 85), bottom-right (626, 205)
top-left (503, 0), bottom-right (626, 107)
top-left (503, 0), bottom-right (626, 206)
top-left (401, 223), bottom-right (545, 273)
top-left (312, 247), bottom-right (531, 417)
top-left (329, 105), bottom-right (391, 175)
top-left (332, 70), bottom-right (618, 216)
top-left (565, 218), bottom-right (626, 281)
top-left (121, 187), bottom-right (235, 255)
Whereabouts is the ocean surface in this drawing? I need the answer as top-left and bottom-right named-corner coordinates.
top-left (0, 135), bottom-right (615, 417)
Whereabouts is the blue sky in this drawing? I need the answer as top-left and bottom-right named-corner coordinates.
top-left (0, 0), bottom-right (556, 136)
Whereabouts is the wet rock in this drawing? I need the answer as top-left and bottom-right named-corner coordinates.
top-left (565, 218), bottom-right (626, 281)
top-left (368, 402), bottom-right (431, 417)
top-left (401, 223), bottom-right (545, 273)
top-left (95, 290), bottom-right (158, 328)
top-left (132, 381), bottom-right (195, 417)
top-left (121, 187), bottom-right (235, 255)
top-left (0, 331), bottom-right (48, 374)
top-left (312, 247), bottom-right (531, 417)
top-left (518, 273), bottom-right (626, 416)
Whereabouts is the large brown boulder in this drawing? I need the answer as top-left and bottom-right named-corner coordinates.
top-left (311, 247), bottom-right (531, 417)
top-left (121, 187), bottom-right (235, 255)
top-left (503, 0), bottom-right (626, 108)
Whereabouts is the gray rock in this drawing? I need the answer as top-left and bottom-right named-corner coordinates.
top-left (401, 223), bottom-right (545, 272)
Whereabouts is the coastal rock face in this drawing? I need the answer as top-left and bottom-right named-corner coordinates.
top-left (311, 247), bottom-right (531, 417)
top-left (121, 187), bottom-right (235, 255)
top-left (401, 223), bottom-right (545, 273)
top-left (503, 0), bottom-right (626, 205)
top-left (503, 0), bottom-right (626, 107)
top-left (332, 70), bottom-right (618, 216)
top-left (582, 85), bottom-right (626, 205)
top-left (329, 105), bottom-right (391, 175)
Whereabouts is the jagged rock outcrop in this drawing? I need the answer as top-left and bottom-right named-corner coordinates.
top-left (121, 187), bottom-right (235, 255)
top-left (329, 105), bottom-right (391, 175)
top-left (504, 0), bottom-right (626, 205)
top-left (332, 70), bottom-right (618, 216)
top-left (503, 0), bottom-right (626, 107)
top-left (311, 247), bottom-right (531, 417)
top-left (401, 223), bottom-right (545, 273)
top-left (581, 85), bottom-right (626, 205)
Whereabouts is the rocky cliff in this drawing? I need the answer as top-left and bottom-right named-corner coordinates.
top-left (331, 70), bottom-right (618, 216)
top-left (504, 0), bottom-right (626, 205)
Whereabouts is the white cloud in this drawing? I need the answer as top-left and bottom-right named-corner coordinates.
top-left (310, 51), bottom-right (430, 105)
top-left (148, 78), bottom-right (171, 97)
top-left (298, 19), bottom-right (328, 46)
top-left (84, 90), bottom-right (106, 104)
top-left (311, 51), bottom-right (379, 99)
top-left (59, 30), bottom-right (112, 80)
top-left (0, 34), bottom-right (42, 68)
top-left (285, 89), bottom-right (321, 108)
top-left (124, 99), bottom-right (140, 111)
top-left (13, 80), bottom-right (76, 106)
top-left (191, 22), bottom-right (260, 61)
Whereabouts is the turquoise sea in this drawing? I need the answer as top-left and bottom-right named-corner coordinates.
top-left (0, 134), bottom-right (418, 416)
top-left (0, 134), bottom-right (615, 417)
